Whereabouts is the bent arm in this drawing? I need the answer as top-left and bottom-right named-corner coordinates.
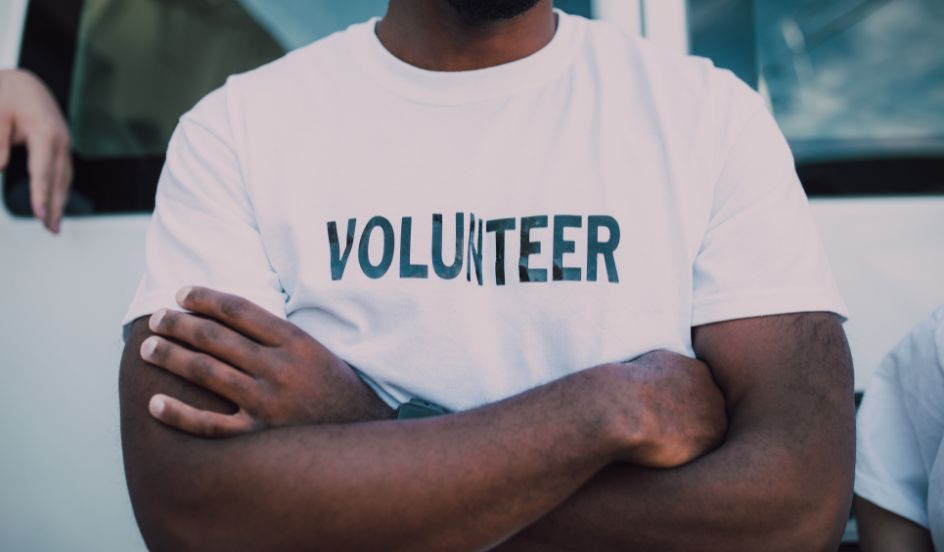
top-left (501, 312), bottom-right (856, 552)
top-left (121, 317), bottom-right (622, 551)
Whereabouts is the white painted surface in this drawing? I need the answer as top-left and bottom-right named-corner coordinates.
top-left (0, 215), bottom-right (150, 552)
top-left (0, 0), bottom-right (28, 70)
top-left (811, 197), bottom-right (944, 387)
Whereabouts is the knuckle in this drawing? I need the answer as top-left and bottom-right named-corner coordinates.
top-left (199, 415), bottom-right (219, 438)
top-left (32, 124), bottom-right (56, 141)
top-left (192, 322), bottom-right (218, 345)
top-left (237, 411), bottom-right (259, 432)
top-left (273, 344), bottom-right (296, 366)
top-left (29, 167), bottom-right (53, 183)
top-left (56, 131), bottom-right (71, 149)
top-left (285, 321), bottom-right (307, 340)
top-left (254, 378), bottom-right (277, 399)
top-left (226, 372), bottom-right (254, 399)
top-left (242, 338), bottom-right (264, 358)
top-left (187, 355), bottom-right (215, 385)
top-left (219, 297), bottom-right (245, 319)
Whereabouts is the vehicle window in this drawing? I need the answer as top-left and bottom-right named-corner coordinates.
top-left (689, 0), bottom-right (944, 196)
top-left (4, 0), bottom-right (593, 216)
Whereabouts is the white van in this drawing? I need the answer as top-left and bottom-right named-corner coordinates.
top-left (1, 1), bottom-right (941, 549)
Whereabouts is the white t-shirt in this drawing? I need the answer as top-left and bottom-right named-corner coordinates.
top-left (122, 11), bottom-right (847, 411)
top-left (855, 306), bottom-right (944, 547)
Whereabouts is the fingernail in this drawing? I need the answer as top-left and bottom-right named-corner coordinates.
top-left (149, 396), bottom-right (165, 417)
top-left (141, 336), bottom-right (159, 359)
top-left (37, 207), bottom-right (46, 220)
top-left (176, 286), bottom-right (192, 306)
top-left (149, 309), bottom-right (166, 331)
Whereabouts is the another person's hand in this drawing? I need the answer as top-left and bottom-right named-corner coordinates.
top-left (0, 68), bottom-right (72, 234)
top-left (595, 350), bottom-right (728, 468)
top-left (141, 286), bottom-right (394, 437)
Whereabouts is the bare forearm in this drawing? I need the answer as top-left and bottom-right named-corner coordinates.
top-left (855, 496), bottom-right (934, 552)
top-left (121, 329), bottom-right (617, 551)
top-left (501, 313), bottom-right (856, 552)
top-left (501, 426), bottom-right (849, 551)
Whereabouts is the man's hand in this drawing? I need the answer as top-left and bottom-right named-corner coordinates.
top-left (119, 311), bottom-right (641, 550)
top-left (141, 286), bottom-right (393, 436)
top-left (601, 351), bottom-right (727, 468)
top-left (144, 285), bottom-right (726, 468)
top-left (0, 68), bottom-right (72, 234)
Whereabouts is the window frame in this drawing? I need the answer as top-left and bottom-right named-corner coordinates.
top-left (687, 0), bottom-right (944, 197)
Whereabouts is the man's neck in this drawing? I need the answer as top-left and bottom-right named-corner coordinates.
top-left (375, 0), bottom-right (556, 72)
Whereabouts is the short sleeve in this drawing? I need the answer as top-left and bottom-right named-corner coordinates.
top-left (691, 103), bottom-right (847, 326)
top-left (121, 86), bottom-right (286, 341)
top-left (854, 306), bottom-right (944, 528)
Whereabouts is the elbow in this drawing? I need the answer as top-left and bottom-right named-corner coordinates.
top-left (127, 478), bottom-right (217, 551)
top-left (123, 449), bottom-right (236, 551)
top-left (784, 500), bottom-right (851, 552)
top-left (799, 486), bottom-right (853, 552)
top-left (773, 460), bottom-right (854, 552)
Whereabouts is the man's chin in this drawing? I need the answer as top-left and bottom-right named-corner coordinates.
top-left (444, 0), bottom-right (542, 22)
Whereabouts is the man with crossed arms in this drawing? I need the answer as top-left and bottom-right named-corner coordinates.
top-left (119, 0), bottom-right (855, 549)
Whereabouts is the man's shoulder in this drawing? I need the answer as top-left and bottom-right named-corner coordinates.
top-left (180, 21), bottom-right (367, 134)
top-left (580, 15), bottom-right (761, 128)
top-left (582, 17), bottom-right (731, 88)
top-left (230, 23), bottom-right (359, 93)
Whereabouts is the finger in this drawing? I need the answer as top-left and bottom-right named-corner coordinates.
top-left (148, 308), bottom-right (268, 374)
top-left (0, 118), bottom-right (11, 171)
top-left (141, 333), bottom-right (258, 404)
top-left (176, 286), bottom-right (294, 346)
top-left (25, 130), bottom-right (55, 228)
top-left (149, 393), bottom-right (256, 438)
top-left (47, 140), bottom-right (71, 234)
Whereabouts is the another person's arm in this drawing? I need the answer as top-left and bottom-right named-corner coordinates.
top-left (120, 289), bottom-right (725, 551)
top-left (853, 307), bottom-right (944, 552)
top-left (855, 496), bottom-right (934, 552)
top-left (0, 68), bottom-right (71, 233)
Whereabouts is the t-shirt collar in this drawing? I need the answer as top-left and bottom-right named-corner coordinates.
top-left (347, 9), bottom-right (584, 105)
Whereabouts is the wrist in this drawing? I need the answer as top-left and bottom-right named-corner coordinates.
top-left (580, 363), bottom-right (650, 463)
top-left (325, 354), bottom-right (396, 422)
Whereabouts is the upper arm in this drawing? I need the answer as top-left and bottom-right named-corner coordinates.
top-left (854, 308), bottom-right (944, 543)
top-left (119, 316), bottom-right (234, 547)
top-left (121, 84), bottom-right (286, 341)
top-left (692, 312), bottom-right (853, 419)
top-left (690, 83), bottom-right (847, 328)
top-left (692, 312), bottom-right (855, 533)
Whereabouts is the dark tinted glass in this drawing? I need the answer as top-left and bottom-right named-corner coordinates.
top-left (689, 0), bottom-right (944, 196)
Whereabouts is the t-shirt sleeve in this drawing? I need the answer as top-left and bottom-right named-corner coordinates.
top-left (854, 306), bottom-right (944, 528)
top-left (690, 101), bottom-right (848, 326)
top-left (120, 86), bottom-right (286, 341)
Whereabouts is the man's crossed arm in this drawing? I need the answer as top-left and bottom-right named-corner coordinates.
top-left (119, 287), bottom-right (854, 551)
